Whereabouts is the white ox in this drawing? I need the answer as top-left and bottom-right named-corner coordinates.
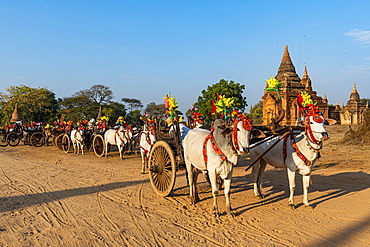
top-left (184, 116), bottom-right (260, 217)
top-left (104, 126), bottom-right (130, 159)
top-left (71, 129), bottom-right (85, 155)
top-left (250, 114), bottom-right (329, 208)
top-left (139, 130), bottom-right (155, 174)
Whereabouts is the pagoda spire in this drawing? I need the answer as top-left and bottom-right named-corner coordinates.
top-left (275, 45), bottom-right (302, 89)
top-left (352, 82), bottom-right (357, 93)
top-left (10, 103), bottom-right (22, 124)
top-left (301, 66), bottom-right (312, 90)
top-left (349, 82), bottom-right (360, 101)
top-left (323, 94), bottom-right (328, 104)
top-left (335, 100), bottom-right (340, 109)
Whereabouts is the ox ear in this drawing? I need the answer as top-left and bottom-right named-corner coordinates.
top-left (295, 117), bottom-right (305, 127)
top-left (251, 129), bottom-right (265, 139)
top-left (325, 118), bottom-right (337, 125)
top-left (220, 126), bottom-right (233, 136)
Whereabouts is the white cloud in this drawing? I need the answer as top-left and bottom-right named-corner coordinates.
top-left (345, 29), bottom-right (370, 44)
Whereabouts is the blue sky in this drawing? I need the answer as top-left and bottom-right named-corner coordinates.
top-left (0, 0), bottom-right (369, 114)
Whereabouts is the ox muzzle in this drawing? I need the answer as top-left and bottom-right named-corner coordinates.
top-left (321, 132), bottom-right (329, 141)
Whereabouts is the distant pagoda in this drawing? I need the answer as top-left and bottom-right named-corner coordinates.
top-left (9, 104), bottom-right (22, 125)
top-left (339, 82), bottom-right (368, 125)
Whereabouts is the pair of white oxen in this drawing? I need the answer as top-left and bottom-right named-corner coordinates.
top-left (70, 126), bottom-right (134, 158)
top-left (141, 114), bottom-right (329, 217)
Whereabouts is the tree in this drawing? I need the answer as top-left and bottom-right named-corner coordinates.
top-left (125, 109), bottom-right (142, 127)
top-left (122, 98), bottom-right (143, 113)
top-left (58, 85), bottom-right (125, 124)
top-left (249, 101), bottom-right (263, 124)
top-left (104, 101), bottom-right (127, 126)
top-left (144, 102), bottom-right (166, 117)
top-left (75, 84), bottom-right (113, 105)
top-left (58, 94), bottom-right (97, 122)
top-left (361, 98), bottom-right (370, 106)
top-left (194, 79), bottom-right (247, 127)
top-left (0, 85), bottom-right (58, 125)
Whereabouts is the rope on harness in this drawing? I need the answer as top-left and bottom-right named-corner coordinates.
top-left (203, 129), bottom-right (228, 168)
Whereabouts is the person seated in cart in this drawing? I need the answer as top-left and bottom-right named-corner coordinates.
top-left (166, 117), bottom-right (191, 140)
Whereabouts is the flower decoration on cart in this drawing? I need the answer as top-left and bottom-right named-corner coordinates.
top-left (100, 116), bottom-right (109, 122)
top-left (140, 112), bottom-right (155, 133)
top-left (163, 93), bottom-right (181, 119)
top-left (265, 76), bottom-right (282, 99)
top-left (211, 94), bottom-right (236, 120)
top-left (189, 104), bottom-right (203, 126)
top-left (97, 116), bottom-right (109, 130)
top-left (116, 116), bottom-right (128, 126)
top-left (297, 91), bottom-right (323, 123)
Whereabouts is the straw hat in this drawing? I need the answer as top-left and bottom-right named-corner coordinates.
top-left (166, 117), bottom-right (173, 126)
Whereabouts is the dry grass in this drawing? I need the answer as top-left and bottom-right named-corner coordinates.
top-left (342, 111), bottom-right (370, 144)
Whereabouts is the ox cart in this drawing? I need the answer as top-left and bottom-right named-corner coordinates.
top-left (92, 127), bottom-right (107, 157)
top-left (92, 126), bottom-right (139, 158)
top-left (5, 123), bottom-right (46, 147)
top-left (147, 117), bottom-right (185, 197)
top-left (145, 101), bottom-right (300, 198)
top-left (57, 127), bottom-right (94, 154)
top-left (0, 128), bottom-right (10, 147)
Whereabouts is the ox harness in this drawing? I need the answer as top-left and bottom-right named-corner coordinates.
top-left (139, 132), bottom-right (154, 161)
top-left (283, 134), bottom-right (311, 165)
top-left (72, 129), bottom-right (84, 144)
top-left (202, 128), bottom-right (229, 167)
top-left (202, 115), bottom-right (253, 168)
top-left (114, 129), bottom-right (127, 146)
top-left (283, 128), bottom-right (322, 166)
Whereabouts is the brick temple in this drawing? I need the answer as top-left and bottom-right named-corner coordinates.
top-left (262, 45), bottom-right (328, 126)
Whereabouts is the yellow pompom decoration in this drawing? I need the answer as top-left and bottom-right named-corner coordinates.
top-left (265, 76), bottom-right (282, 99)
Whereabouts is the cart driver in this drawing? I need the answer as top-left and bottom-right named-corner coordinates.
top-left (166, 117), bottom-right (190, 140)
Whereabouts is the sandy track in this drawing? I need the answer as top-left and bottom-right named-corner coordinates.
top-left (0, 125), bottom-right (369, 246)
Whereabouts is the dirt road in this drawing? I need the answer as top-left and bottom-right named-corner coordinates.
top-left (0, 125), bottom-right (369, 246)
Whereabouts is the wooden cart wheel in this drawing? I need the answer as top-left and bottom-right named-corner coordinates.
top-left (62, 134), bottom-right (71, 153)
top-left (148, 141), bottom-right (176, 197)
top-left (30, 132), bottom-right (45, 147)
top-left (55, 133), bottom-right (64, 150)
top-left (0, 134), bottom-right (8, 147)
top-left (92, 134), bottom-right (105, 157)
top-left (7, 132), bottom-right (20, 146)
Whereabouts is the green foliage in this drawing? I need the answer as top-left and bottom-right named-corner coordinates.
top-left (107, 101), bottom-right (126, 125)
top-left (194, 79), bottom-right (247, 127)
top-left (125, 109), bottom-right (142, 127)
top-left (0, 85), bottom-right (58, 125)
top-left (58, 97), bottom-right (126, 125)
top-left (57, 85), bottom-right (125, 125)
top-left (249, 101), bottom-right (263, 124)
top-left (122, 98), bottom-right (143, 113)
top-left (361, 98), bottom-right (370, 105)
top-left (75, 84), bottom-right (113, 104)
top-left (145, 102), bottom-right (166, 117)
top-left (58, 94), bottom-right (98, 123)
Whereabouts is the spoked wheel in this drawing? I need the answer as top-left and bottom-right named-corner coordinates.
top-left (148, 141), bottom-right (176, 197)
top-left (7, 132), bottom-right (21, 146)
top-left (93, 134), bottom-right (105, 157)
top-left (0, 134), bottom-right (8, 147)
top-left (62, 134), bottom-right (71, 153)
top-left (30, 132), bottom-right (45, 147)
top-left (55, 134), bottom-right (64, 150)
